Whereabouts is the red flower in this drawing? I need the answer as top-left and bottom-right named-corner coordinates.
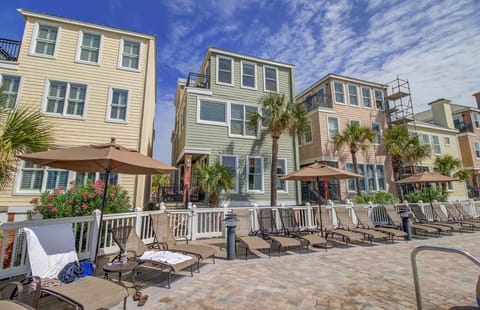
top-left (47, 203), bottom-right (54, 208)
top-left (69, 180), bottom-right (74, 185)
top-left (68, 200), bottom-right (74, 205)
top-left (47, 195), bottom-right (53, 201)
top-left (81, 204), bottom-right (88, 210)
top-left (51, 208), bottom-right (58, 213)
top-left (81, 192), bottom-right (88, 198)
top-left (96, 190), bottom-right (102, 195)
top-left (109, 193), bottom-right (115, 199)
top-left (88, 194), bottom-right (95, 199)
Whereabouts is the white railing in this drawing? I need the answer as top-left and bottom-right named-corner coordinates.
top-left (1, 200), bottom-right (477, 279)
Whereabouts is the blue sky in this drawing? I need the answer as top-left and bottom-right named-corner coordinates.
top-left (1, 0), bottom-right (479, 164)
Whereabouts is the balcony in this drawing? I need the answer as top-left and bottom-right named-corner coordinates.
top-left (186, 72), bottom-right (210, 89)
top-left (300, 93), bottom-right (332, 112)
top-left (454, 121), bottom-right (474, 133)
top-left (0, 38), bottom-right (21, 62)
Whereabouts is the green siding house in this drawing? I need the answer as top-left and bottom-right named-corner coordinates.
top-left (171, 47), bottom-right (300, 207)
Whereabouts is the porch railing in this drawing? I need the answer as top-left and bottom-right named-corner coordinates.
top-left (186, 72), bottom-right (210, 89)
top-left (0, 38), bottom-right (21, 61)
top-left (0, 200), bottom-right (476, 279)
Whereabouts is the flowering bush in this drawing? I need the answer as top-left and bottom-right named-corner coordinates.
top-left (30, 180), bottom-right (131, 219)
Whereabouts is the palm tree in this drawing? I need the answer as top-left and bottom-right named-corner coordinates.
top-left (0, 106), bottom-right (54, 190)
top-left (250, 93), bottom-right (309, 207)
top-left (152, 174), bottom-right (170, 202)
top-left (434, 155), bottom-right (470, 193)
top-left (404, 135), bottom-right (431, 174)
top-left (332, 123), bottom-right (375, 195)
top-left (194, 161), bottom-right (234, 207)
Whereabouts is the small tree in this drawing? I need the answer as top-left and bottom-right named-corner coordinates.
top-left (195, 161), bottom-right (234, 207)
top-left (333, 123), bottom-right (375, 195)
top-left (433, 154), bottom-right (470, 194)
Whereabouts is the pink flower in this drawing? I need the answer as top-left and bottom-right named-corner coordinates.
top-left (89, 183), bottom-right (95, 189)
top-left (88, 194), bottom-right (95, 199)
top-left (51, 208), bottom-right (57, 213)
top-left (69, 180), bottom-right (74, 185)
top-left (47, 195), bottom-right (53, 201)
top-left (95, 180), bottom-right (105, 187)
top-left (53, 189), bottom-right (60, 194)
top-left (111, 185), bottom-right (116, 189)
top-left (81, 192), bottom-right (88, 198)
top-left (58, 186), bottom-right (65, 191)
top-left (68, 200), bottom-right (74, 205)
top-left (81, 204), bottom-right (88, 210)
top-left (96, 190), bottom-right (102, 195)
top-left (109, 193), bottom-right (115, 199)
top-left (47, 203), bottom-right (54, 208)
top-left (70, 187), bottom-right (75, 191)
top-left (29, 197), bottom-right (38, 204)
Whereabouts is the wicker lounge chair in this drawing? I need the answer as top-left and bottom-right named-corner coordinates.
top-left (24, 223), bottom-right (128, 309)
top-left (334, 207), bottom-right (389, 243)
top-left (313, 206), bottom-right (366, 246)
top-left (383, 204), bottom-right (440, 237)
top-left (256, 208), bottom-right (303, 256)
top-left (278, 208), bottom-right (328, 252)
top-left (352, 205), bottom-right (407, 241)
top-left (429, 203), bottom-right (470, 232)
top-left (109, 225), bottom-right (196, 289)
top-left (444, 203), bottom-right (480, 229)
top-left (408, 203), bottom-right (453, 235)
top-left (231, 209), bottom-right (271, 259)
top-left (149, 213), bottom-right (216, 271)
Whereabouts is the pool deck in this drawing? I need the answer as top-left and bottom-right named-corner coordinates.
top-left (108, 231), bottom-right (480, 309)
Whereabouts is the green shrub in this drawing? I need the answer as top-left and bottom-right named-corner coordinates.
top-left (354, 191), bottom-right (398, 204)
top-left (30, 179), bottom-right (131, 219)
top-left (144, 201), bottom-right (159, 211)
top-left (404, 187), bottom-right (447, 203)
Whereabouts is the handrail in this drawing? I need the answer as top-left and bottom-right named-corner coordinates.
top-left (411, 245), bottom-right (480, 309)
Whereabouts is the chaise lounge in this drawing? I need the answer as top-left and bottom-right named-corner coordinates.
top-left (231, 209), bottom-right (271, 259)
top-left (352, 205), bottom-right (407, 241)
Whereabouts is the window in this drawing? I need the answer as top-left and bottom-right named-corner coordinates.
top-left (119, 39), bottom-right (140, 70)
top-left (99, 172), bottom-right (119, 185)
top-left (474, 142), bottom-right (480, 158)
top-left (348, 84), bottom-right (358, 106)
top-left (45, 80), bottom-right (87, 117)
top-left (474, 113), bottom-right (480, 129)
top-left (75, 172), bottom-right (96, 185)
top-left (376, 165), bottom-right (385, 190)
top-left (358, 165), bottom-right (366, 191)
top-left (346, 163), bottom-right (355, 191)
top-left (261, 107), bottom-right (270, 128)
top-left (328, 117), bottom-right (339, 140)
top-left (372, 123), bottom-right (381, 144)
top-left (453, 117), bottom-right (461, 129)
top-left (221, 155), bottom-right (238, 193)
top-left (346, 163), bottom-right (386, 192)
top-left (217, 56), bottom-right (233, 85)
top-left (198, 100), bottom-right (226, 124)
top-left (367, 165), bottom-right (375, 191)
top-left (317, 87), bottom-right (326, 107)
top-left (333, 81), bottom-right (344, 104)
top-left (264, 66), bottom-right (278, 92)
top-left (362, 87), bottom-right (372, 108)
top-left (276, 159), bottom-right (287, 191)
top-left (247, 157), bottom-right (263, 192)
top-left (374, 89), bottom-right (384, 110)
top-left (108, 88), bottom-right (128, 122)
top-left (304, 122), bottom-right (313, 144)
top-left (46, 168), bottom-right (69, 190)
top-left (422, 134), bottom-right (430, 145)
top-left (241, 61), bottom-right (256, 89)
top-left (230, 104), bottom-right (258, 137)
top-left (305, 95), bottom-right (313, 111)
top-left (444, 136), bottom-right (451, 146)
top-left (77, 31), bottom-right (101, 63)
top-left (19, 162), bottom-right (44, 191)
top-left (350, 120), bottom-right (360, 127)
top-left (0, 75), bottom-right (21, 109)
top-left (432, 135), bottom-right (441, 154)
top-left (33, 24), bottom-right (58, 56)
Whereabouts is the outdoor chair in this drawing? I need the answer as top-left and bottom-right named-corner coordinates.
top-left (278, 208), bottom-right (328, 252)
top-left (428, 203), bottom-right (469, 232)
top-left (444, 203), bottom-right (480, 229)
top-left (352, 205), bottom-right (407, 241)
top-left (0, 281), bottom-right (35, 309)
top-left (453, 202), bottom-right (480, 222)
top-left (383, 204), bottom-right (440, 237)
top-left (149, 213), bottom-right (216, 272)
top-left (231, 209), bottom-right (271, 259)
top-left (109, 225), bottom-right (196, 289)
top-left (23, 223), bottom-right (128, 309)
top-left (313, 206), bottom-right (366, 246)
top-left (334, 207), bottom-right (389, 243)
top-left (256, 208), bottom-right (303, 256)
top-left (408, 203), bottom-right (453, 235)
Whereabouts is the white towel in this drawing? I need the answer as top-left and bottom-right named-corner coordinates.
top-left (139, 251), bottom-right (192, 265)
top-left (24, 223), bottom-right (78, 279)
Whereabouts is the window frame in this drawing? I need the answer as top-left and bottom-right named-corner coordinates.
top-left (263, 65), bottom-right (279, 93)
top-left (361, 87), bottom-right (372, 108)
top-left (106, 87), bottom-right (130, 123)
top-left (75, 30), bottom-right (102, 65)
top-left (0, 74), bottom-right (22, 109)
top-left (333, 81), bottom-right (345, 104)
top-left (30, 22), bottom-right (60, 58)
top-left (240, 60), bottom-right (256, 90)
top-left (347, 84), bottom-right (359, 106)
top-left (216, 55), bottom-right (234, 86)
top-left (327, 116), bottom-right (339, 140)
top-left (371, 122), bottom-right (382, 145)
top-left (42, 79), bottom-right (88, 119)
top-left (246, 156), bottom-right (264, 193)
top-left (474, 142), bottom-right (480, 159)
top-left (196, 98), bottom-right (227, 126)
top-left (444, 136), bottom-right (451, 146)
top-left (228, 103), bottom-right (258, 138)
top-left (220, 155), bottom-right (239, 193)
top-left (304, 120), bottom-right (313, 144)
top-left (432, 135), bottom-right (441, 155)
top-left (350, 119), bottom-right (361, 127)
top-left (276, 158), bottom-right (288, 193)
top-left (374, 89), bottom-right (384, 110)
top-left (346, 162), bottom-right (386, 193)
top-left (473, 112), bottom-right (480, 129)
top-left (118, 37), bottom-right (141, 71)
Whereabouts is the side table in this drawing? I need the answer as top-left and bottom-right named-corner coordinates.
top-left (103, 260), bottom-right (139, 288)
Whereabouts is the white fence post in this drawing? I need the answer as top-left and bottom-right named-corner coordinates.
top-left (252, 203), bottom-right (258, 231)
top-left (190, 204), bottom-right (198, 240)
top-left (90, 209), bottom-right (101, 260)
top-left (305, 202), bottom-right (312, 227)
top-left (134, 207), bottom-right (143, 238)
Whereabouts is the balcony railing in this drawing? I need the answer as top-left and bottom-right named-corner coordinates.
top-left (454, 121), bottom-right (474, 133)
top-left (300, 94), bottom-right (332, 112)
top-left (186, 72), bottom-right (210, 89)
top-left (0, 38), bottom-right (21, 62)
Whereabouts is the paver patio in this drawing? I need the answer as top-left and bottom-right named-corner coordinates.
top-left (110, 232), bottom-right (480, 309)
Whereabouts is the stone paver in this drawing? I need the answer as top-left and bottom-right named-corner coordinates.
top-left (116, 233), bottom-right (480, 309)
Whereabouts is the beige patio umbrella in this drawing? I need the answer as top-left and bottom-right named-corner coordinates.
top-left (395, 172), bottom-right (459, 207)
top-left (18, 138), bottom-right (177, 261)
top-left (281, 162), bottom-right (361, 236)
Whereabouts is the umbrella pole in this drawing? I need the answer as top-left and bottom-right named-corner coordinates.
top-left (316, 177), bottom-right (324, 237)
top-left (427, 182), bottom-right (433, 208)
top-left (94, 168), bottom-right (111, 264)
